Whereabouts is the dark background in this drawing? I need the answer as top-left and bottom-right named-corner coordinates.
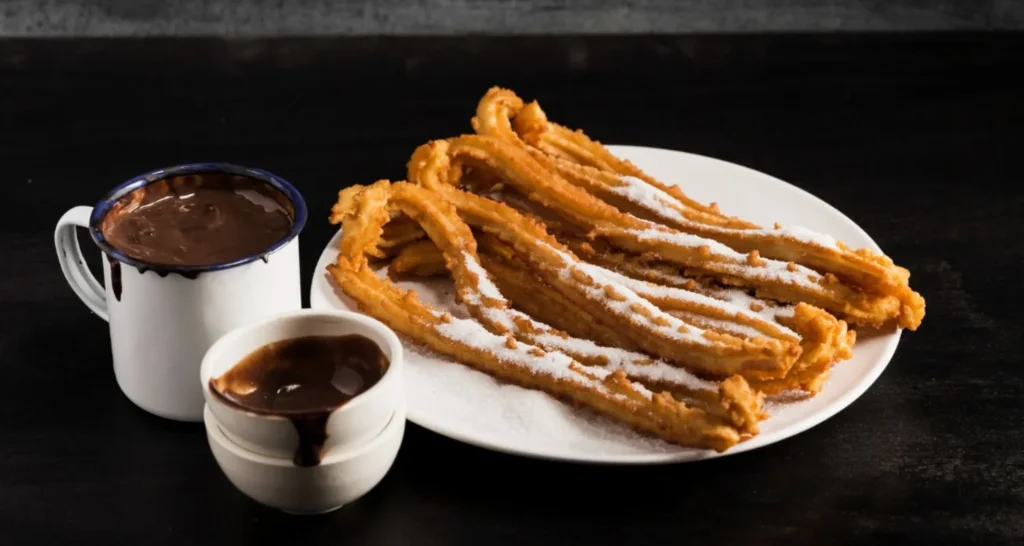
top-left (2, 0), bottom-right (1023, 35)
top-left (2, 1), bottom-right (1023, 545)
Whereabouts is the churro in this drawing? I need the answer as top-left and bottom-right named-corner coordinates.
top-left (469, 87), bottom-right (925, 330)
top-left (322, 86), bottom-right (925, 453)
top-left (328, 180), bottom-right (763, 450)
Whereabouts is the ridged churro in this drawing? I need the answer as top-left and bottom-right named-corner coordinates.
top-left (408, 133), bottom-right (920, 330)
top-left (469, 86), bottom-right (926, 330)
top-left (323, 86), bottom-right (925, 453)
top-left (328, 180), bottom-right (763, 450)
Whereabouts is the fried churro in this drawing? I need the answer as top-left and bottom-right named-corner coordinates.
top-left (323, 86), bottom-right (925, 453)
top-left (328, 180), bottom-right (763, 450)
top-left (469, 86), bottom-right (925, 330)
top-left (408, 133), bottom-right (919, 330)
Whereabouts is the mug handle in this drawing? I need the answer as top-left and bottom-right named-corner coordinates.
top-left (55, 206), bottom-right (108, 321)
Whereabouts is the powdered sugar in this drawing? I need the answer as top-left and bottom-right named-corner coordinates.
top-left (433, 308), bottom-right (653, 404)
top-left (530, 332), bottom-right (717, 392)
top-left (462, 251), bottom-right (504, 301)
top-left (631, 225), bottom-right (747, 260)
top-left (702, 285), bottom-right (797, 323)
top-left (771, 225), bottom-right (839, 250)
top-left (614, 176), bottom-right (691, 226)
top-left (578, 261), bottom-right (800, 339)
top-left (458, 252), bottom-right (524, 332)
top-left (452, 252), bottom-right (715, 394)
top-left (615, 175), bottom-right (840, 251)
top-left (432, 314), bottom-right (595, 383)
top-left (547, 245), bottom-right (715, 347)
top-left (626, 227), bottom-right (824, 290)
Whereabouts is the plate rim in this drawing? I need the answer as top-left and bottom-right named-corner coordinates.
top-left (308, 144), bottom-right (903, 465)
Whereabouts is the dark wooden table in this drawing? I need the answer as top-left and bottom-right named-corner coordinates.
top-left (2, 33), bottom-right (1021, 545)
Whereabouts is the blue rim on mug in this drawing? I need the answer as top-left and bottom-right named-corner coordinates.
top-left (88, 162), bottom-right (308, 274)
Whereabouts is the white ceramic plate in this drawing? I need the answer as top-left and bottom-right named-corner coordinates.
top-left (309, 145), bottom-right (902, 464)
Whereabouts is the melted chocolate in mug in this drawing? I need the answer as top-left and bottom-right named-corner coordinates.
top-left (101, 173), bottom-right (294, 271)
top-left (209, 335), bottom-right (389, 467)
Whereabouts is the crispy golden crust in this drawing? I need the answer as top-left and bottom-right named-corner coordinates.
top-left (435, 184), bottom-right (803, 380)
top-left (558, 232), bottom-right (856, 394)
top-left (469, 86), bottom-right (926, 331)
top-left (475, 86), bottom-right (730, 219)
top-left (389, 238), bottom-right (765, 430)
top-left (750, 305), bottom-right (856, 395)
top-left (390, 227), bottom-right (854, 395)
top-left (371, 216), bottom-right (426, 258)
top-left (478, 252), bottom-right (642, 352)
top-left (407, 132), bottom-right (915, 329)
top-left (323, 85), bottom-right (927, 452)
top-left (389, 238), bottom-right (448, 278)
top-left (329, 180), bottom-right (763, 450)
top-left (401, 232), bottom-right (797, 344)
top-left (477, 253), bottom-right (764, 432)
top-left (541, 154), bottom-right (912, 292)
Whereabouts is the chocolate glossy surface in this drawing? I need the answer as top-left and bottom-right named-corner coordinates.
top-left (210, 334), bottom-right (388, 466)
top-left (101, 173), bottom-right (293, 267)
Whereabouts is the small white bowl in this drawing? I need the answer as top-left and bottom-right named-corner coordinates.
top-left (200, 309), bottom-right (404, 462)
top-left (204, 398), bottom-right (406, 515)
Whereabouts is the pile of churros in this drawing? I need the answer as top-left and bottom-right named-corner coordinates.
top-left (326, 87), bottom-right (926, 452)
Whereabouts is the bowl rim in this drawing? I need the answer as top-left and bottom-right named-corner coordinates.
top-left (200, 308), bottom-right (404, 419)
top-left (204, 396), bottom-right (407, 467)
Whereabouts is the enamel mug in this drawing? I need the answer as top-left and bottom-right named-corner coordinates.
top-left (54, 163), bottom-right (306, 422)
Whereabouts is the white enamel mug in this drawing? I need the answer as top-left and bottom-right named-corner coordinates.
top-left (55, 163), bottom-right (307, 422)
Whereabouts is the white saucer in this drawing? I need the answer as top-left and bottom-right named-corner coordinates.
top-left (309, 145), bottom-right (903, 464)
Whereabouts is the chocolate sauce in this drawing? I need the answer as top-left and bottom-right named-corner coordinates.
top-left (106, 255), bottom-right (122, 301)
top-left (100, 173), bottom-right (294, 269)
top-left (209, 335), bottom-right (389, 467)
top-left (135, 266), bottom-right (200, 280)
